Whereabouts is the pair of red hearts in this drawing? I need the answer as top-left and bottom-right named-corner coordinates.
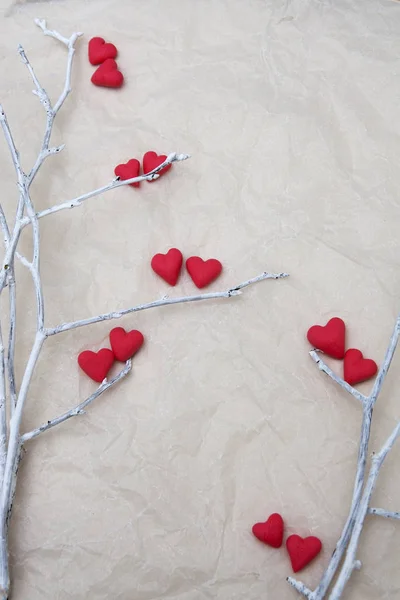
top-left (252, 513), bottom-right (322, 573)
top-left (89, 37), bottom-right (124, 88)
top-left (151, 248), bottom-right (222, 289)
top-left (114, 152), bottom-right (171, 187)
top-left (78, 327), bottom-right (144, 383)
top-left (307, 317), bottom-right (378, 386)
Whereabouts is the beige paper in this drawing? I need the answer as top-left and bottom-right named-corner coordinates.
top-left (0, 0), bottom-right (400, 598)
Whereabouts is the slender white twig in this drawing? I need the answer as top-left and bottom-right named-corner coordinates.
top-left (309, 350), bottom-right (367, 404)
top-left (18, 45), bottom-right (51, 113)
top-left (21, 360), bottom-right (132, 444)
top-left (19, 153), bottom-right (190, 229)
top-left (25, 23), bottom-right (82, 183)
top-left (0, 326), bottom-right (6, 482)
top-left (45, 272), bottom-right (289, 337)
top-left (0, 164), bottom-right (18, 419)
top-left (7, 272), bottom-right (17, 414)
top-left (286, 579), bottom-right (313, 598)
top-left (368, 507), bottom-right (400, 520)
top-left (0, 208), bottom-right (10, 472)
top-left (34, 18), bottom-right (76, 47)
top-left (329, 423), bottom-right (400, 599)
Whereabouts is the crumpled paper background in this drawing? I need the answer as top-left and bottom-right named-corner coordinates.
top-left (0, 0), bottom-right (400, 598)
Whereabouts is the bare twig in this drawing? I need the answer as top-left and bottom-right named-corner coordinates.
top-left (45, 271), bottom-right (289, 337)
top-left (368, 507), bottom-right (400, 520)
top-left (0, 326), bottom-right (7, 482)
top-left (309, 350), bottom-right (366, 404)
top-left (21, 360), bottom-right (132, 444)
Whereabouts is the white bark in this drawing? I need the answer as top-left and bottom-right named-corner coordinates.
top-left (45, 272), bottom-right (289, 336)
top-left (21, 360), bottom-right (132, 444)
top-left (368, 508), bottom-right (400, 520)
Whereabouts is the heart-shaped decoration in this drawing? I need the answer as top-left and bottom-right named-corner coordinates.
top-left (286, 535), bottom-right (322, 573)
top-left (252, 513), bottom-right (284, 548)
top-left (186, 256), bottom-right (222, 289)
top-left (151, 248), bottom-right (183, 286)
top-left (78, 349), bottom-right (115, 383)
top-left (91, 59), bottom-right (124, 88)
top-left (143, 151), bottom-right (171, 181)
top-left (307, 317), bottom-right (346, 359)
top-left (344, 349), bottom-right (377, 386)
top-left (110, 327), bottom-right (144, 362)
top-left (88, 37), bottom-right (118, 65)
top-left (114, 159), bottom-right (141, 187)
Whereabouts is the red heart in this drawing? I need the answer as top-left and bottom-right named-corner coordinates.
top-left (286, 535), bottom-right (322, 573)
top-left (88, 37), bottom-right (118, 65)
top-left (307, 317), bottom-right (346, 359)
top-left (109, 327), bottom-right (144, 362)
top-left (186, 256), bottom-right (222, 289)
top-left (114, 159), bottom-right (141, 188)
top-left (344, 349), bottom-right (377, 386)
top-left (143, 151), bottom-right (171, 182)
top-left (78, 349), bottom-right (114, 383)
top-left (151, 248), bottom-right (183, 286)
top-left (91, 59), bottom-right (124, 88)
top-left (252, 513), bottom-right (284, 548)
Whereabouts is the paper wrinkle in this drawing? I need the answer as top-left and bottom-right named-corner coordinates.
top-left (0, 0), bottom-right (400, 598)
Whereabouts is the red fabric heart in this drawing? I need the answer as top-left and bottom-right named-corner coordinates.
top-left (307, 317), bottom-right (346, 359)
top-left (91, 59), bottom-right (124, 88)
top-left (88, 37), bottom-right (118, 65)
top-left (186, 256), bottom-right (222, 289)
top-left (109, 327), bottom-right (144, 362)
top-left (143, 151), bottom-right (171, 182)
top-left (252, 513), bottom-right (284, 548)
top-left (286, 535), bottom-right (322, 573)
top-left (344, 349), bottom-right (377, 386)
top-left (78, 349), bottom-right (114, 383)
top-left (114, 159), bottom-right (141, 188)
top-left (151, 248), bottom-right (183, 286)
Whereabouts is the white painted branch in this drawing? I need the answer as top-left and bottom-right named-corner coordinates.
top-left (290, 314), bottom-right (400, 599)
top-left (286, 578), bottom-right (313, 598)
top-left (21, 360), bottom-right (131, 444)
top-left (53, 35), bottom-right (83, 114)
top-left (0, 207), bottom-right (10, 471)
top-left (19, 153), bottom-right (190, 229)
top-left (45, 271), bottom-right (289, 336)
top-left (309, 350), bottom-right (366, 404)
top-left (34, 18), bottom-right (80, 48)
top-left (0, 331), bottom-right (45, 597)
top-left (7, 273), bottom-right (17, 415)
top-left (330, 422), bottom-right (400, 599)
top-left (24, 23), bottom-right (82, 183)
top-left (0, 326), bottom-right (7, 483)
top-left (0, 108), bottom-right (29, 300)
top-left (0, 175), bottom-right (18, 420)
top-left (368, 508), bottom-right (400, 520)
top-left (18, 45), bottom-right (51, 113)
top-left (368, 315), bottom-right (400, 404)
top-left (0, 106), bottom-right (25, 185)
